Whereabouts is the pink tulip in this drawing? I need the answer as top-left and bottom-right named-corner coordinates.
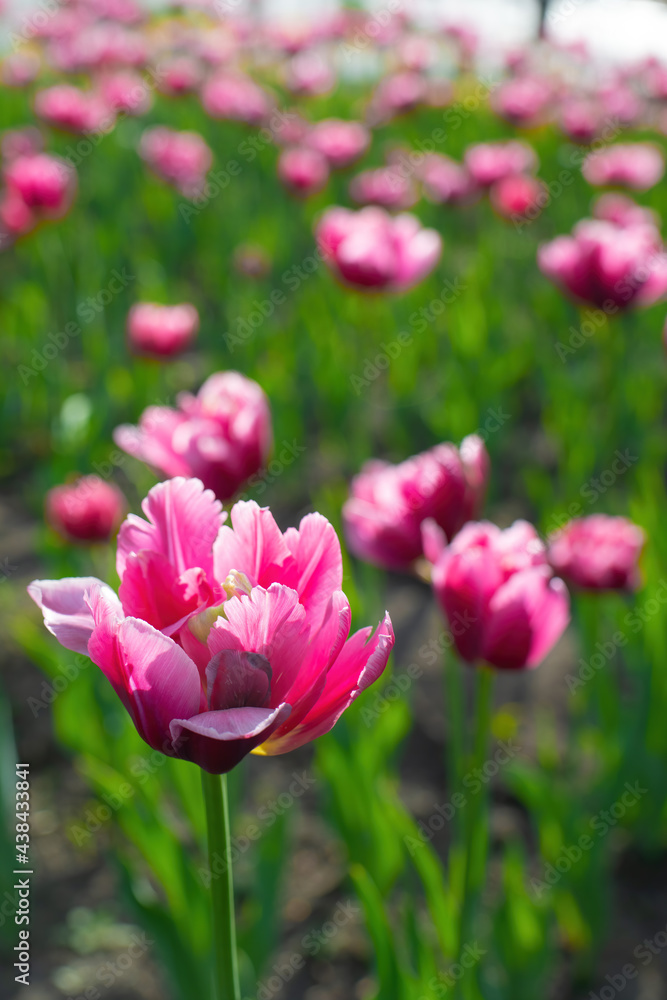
top-left (464, 141), bottom-right (538, 188)
top-left (2, 52), bottom-right (41, 88)
top-left (277, 147), bottom-right (329, 198)
top-left (270, 111), bottom-right (310, 148)
top-left (559, 98), bottom-right (604, 145)
top-left (139, 126), bottom-right (212, 197)
top-left (538, 216), bottom-right (667, 310)
top-left (28, 478), bottom-right (394, 772)
top-left (349, 166), bottom-right (418, 210)
top-left (127, 303), bottom-right (199, 358)
top-left (1, 128), bottom-right (43, 162)
top-left (548, 515), bottom-right (645, 591)
top-left (284, 50), bottom-right (336, 97)
top-left (114, 371), bottom-right (272, 502)
top-left (304, 119), bottom-right (370, 169)
top-left (592, 193), bottom-right (658, 229)
top-left (597, 83), bottom-right (642, 128)
top-left (46, 476), bottom-right (125, 543)
top-left (397, 34), bottom-right (438, 72)
top-left (0, 191), bottom-right (34, 245)
top-left (431, 521), bottom-right (570, 670)
top-left (582, 144), bottom-right (664, 192)
top-left (4, 154), bottom-right (76, 217)
top-left (370, 71), bottom-right (427, 121)
top-left (201, 72), bottom-right (274, 126)
top-left (316, 206), bottom-right (442, 293)
top-left (34, 84), bottom-right (114, 135)
top-left (491, 75), bottom-right (553, 127)
top-left (342, 436), bottom-right (488, 572)
top-left (419, 154), bottom-right (477, 206)
top-left (156, 56), bottom-right (203, 96)
top-left (99, 70), bottom-right (153, 116)
top-left (489, 173), bottom-right (546, 221)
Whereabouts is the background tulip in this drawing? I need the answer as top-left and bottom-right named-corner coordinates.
top-left (582, 143), bottom-right (665, 191)
top-left (548, 514), bottom-right (645, 591)
top-left (127, 302), bottom-right (199, 357)
top-left (46, 475), bottom-right (125, 543)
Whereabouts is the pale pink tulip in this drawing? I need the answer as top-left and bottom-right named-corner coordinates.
top-left (464, 141), bottom-right (538, 188)
top-left (349, 166), bottom-right (418, 210)
top-left (419, 154), bottom-right (477, 206)
top-left (201, 72), bottom-right (274, 126)
top-left (139, 126), bottom-right (212, 197)
top-left (127, 303), bottom-right (199, 358)
top-left (277, 147), bottom-right (329, 197)
top-left (304, 119), bottom-right (370, 169)
top-left (582, 143), bottom-right (664, 191)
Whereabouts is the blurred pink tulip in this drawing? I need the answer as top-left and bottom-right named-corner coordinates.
top-left (34, 84), bottom-right (114, 135)
top-left (28, 478), bottom-right (394, 772)
top-left (2, 52), bottom-right (41, 88)
top-left (201, 72), bottom-right (274, 125)
top-left (277, 147), bottom-right (329, 197)
top-left (370, 71), bottom-right (427, 121)
top-left (342, 436), bottom-right (488, 572)
top-left (419, 154), bottom-right (477, 205)
top-left (548, 514), bottom-right (645, 591)
top-left (538, 216), bottom-right (667, 310)
top-left (156, 55), bottom-right (203, 96)
top-left (114, 371), bottom-right (272, 502)
top-left (127, 303), bottom-right (199, 358)
top-left (46, 476), bottom-right (125, 543)
top-left (582, 143), bottom-right (664, 191)
top-left (490, 173), bottom-right (546, 220)
top-left (1, 128), bottom-right (43, 162)
top-left (100, 70), bottom-right (153, 115)
top-left (139, 126), bottom-right (212, 197)
top-left (492, 75), bottom-right (553, 127)
top-left (316, 206), bottom-right (442, 293)
top-left (284, 50), bottom-right (336, 96)
top-left (432, 521), bottom-right (570, 670)
top-left (559, 98), bottom-right (604, 144)
top-left (304, 119), bottom-right (370, 169)
top-left (4, 154), bottom-right (76, 217)
top-left (592, 192), bottom-right (658, 229)
top-left (464, 140), bottom-right (538, 187)
top-left (349, 166), bottom-right (418, 210)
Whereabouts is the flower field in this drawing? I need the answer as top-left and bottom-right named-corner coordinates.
top-left (3, 3), bottom-right (667, 999)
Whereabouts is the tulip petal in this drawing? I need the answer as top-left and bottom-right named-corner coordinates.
top-left (117, 476), bottom-right (224, 578)
top-left (283, 512), bottom-right (343, 629)
top-left (27, 576), bottom-right (119, 655)
top-left (212, 500), bottom-right (294, 588)
top-left (527, 576), bottom-right (570, 667)
top-left (119, 550), bottom-right (214, 630)
top-left (88, 616), bottom-right (202, 752)
top-left (170, 703), bottom-right (291, 773)
top-left (260, 611), bottom-right (393, 754)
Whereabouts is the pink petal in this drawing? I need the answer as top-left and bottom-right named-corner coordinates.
top-left (261, 611), bottom-right (394, 754)
top-left (88, 616), bottom-right (202, 751)
top-left (119, 550), bottom-right (213, 630)
top-left (527, 576), bottom-right (570, 667)
top-left (421, 518), bottom-right (447, 565)
top-left (212, 500), bottom-right (294, 587)
top-left (27, 577), bottom-right (120, 655)
top-left (170, 703), bottom-right (291, 773)
top-left (117, 476), bottom-right (224, 578)
top-left (282, 512), bottom-right (343, 629)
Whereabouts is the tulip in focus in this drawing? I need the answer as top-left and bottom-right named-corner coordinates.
top-left (127, 303), bottom-right (199, 357)
top-left (46, 476), bottom-right (125, 543)
top-left (316, 206), bottom-right (442, 293)
top-left (277, 147), bottom-right (329, 197)
top-left (464, 140), bottom-right (538, 187)
top-left (548, 514), bottom-right (645, 591)
top-left (431, 521), bottom-right (570, 670)
top-left (114, 371), bottom-right (272, 502)
top-left (490, 173), bottom-right (546, 221)
top-left (28, 477), bottom-right (394, 772)
top-left (304, 119), bottom-right (370, 168)
top-left (342, 436), bottom-right (489, 572)
top-left (538, 216), bottom-right (667, 310)
top-left (349, 166), bottom-right (418, 210)
top-left (139, 126), bottom-right (212, 197)
top-left (582, 143), bottom-right (664, 191)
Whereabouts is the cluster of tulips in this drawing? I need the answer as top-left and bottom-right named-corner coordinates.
top-left (6, 0), bottom-right (667, 997)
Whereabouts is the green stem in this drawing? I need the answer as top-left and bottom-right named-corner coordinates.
top-left (458, 666), bottom-right (494, 998)
top-left (445, 655), bottom-right (466, 901)
top-left (201, 771), bottom-right (240, 1000)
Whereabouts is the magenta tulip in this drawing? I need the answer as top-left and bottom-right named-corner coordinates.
top-left (114, 371), bottom-right (272, 502)
top-left (139, 126), bottom-right (213, 198)
top-left (277, 147), bottom-right (329, 198)
top-left (34, 84), bottom-right (114, 135)
top-left (304, 119), bottom-right (370, 169)
top-left (201, 72), bottom-right (274, 126)
top-left (548, 515), bottom-right (645, 591)
top-left (4, 154), bottom-right (76, 217)
top-left (127, 303), bottom-right (199, 358)
top-left (316, 206), bottom-right (441, 293)
top-left (28, 478), bottom-right (394, 772)
top-left (582, 143), bottom-right (664, 192)
top-left (491, 75), bottom-right (553, 128)
top-left (489, 173), bottom-right (546, 221)
top-left (464, 141), bottom-right (538, 188)
top-left (538, 216), bottom-right (667, 310)
top-left (431, 521), bottom-right (570, 670)
top-left (46, 476), bottom-right (125, 543)
top-left (342, 436), bottom-right (488, 572)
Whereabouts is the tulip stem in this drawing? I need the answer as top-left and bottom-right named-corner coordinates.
top-left (201, 771), bottom-right (241, 1000)
top-left (458, 666), bottom-right (494, 998)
